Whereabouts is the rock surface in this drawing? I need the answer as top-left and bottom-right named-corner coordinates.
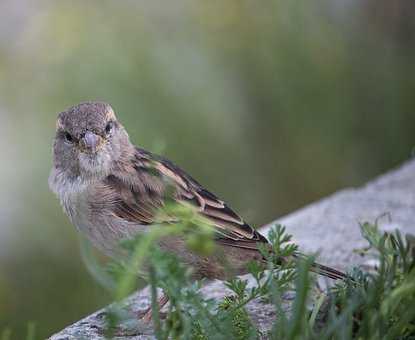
top-left (50, 159), bottom-right (415, 340)
top-left (263, 159), bottom-right (415, 270)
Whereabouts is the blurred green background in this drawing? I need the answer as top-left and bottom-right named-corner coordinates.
top-left (0, 0), bottom-right (414, 338)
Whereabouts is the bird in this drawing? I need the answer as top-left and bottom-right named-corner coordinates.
top-left (49, 101), bottom-right (347, 321)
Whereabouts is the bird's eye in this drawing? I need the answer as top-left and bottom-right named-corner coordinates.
top-left (105, 121), bottom-right (114, 134)
top-left (64, 132), bottom-right (74, 143)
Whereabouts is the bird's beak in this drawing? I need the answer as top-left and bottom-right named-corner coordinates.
top-left (80, 131), bottom-right (104, 154)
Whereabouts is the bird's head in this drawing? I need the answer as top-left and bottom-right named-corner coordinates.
top-left (51, 102), bottom-right (132, 181)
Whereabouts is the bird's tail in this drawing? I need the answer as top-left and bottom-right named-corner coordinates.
top-left (293, 253), bottom-right (348, 281)
top-left (309, 261), bottom-right (348, 280)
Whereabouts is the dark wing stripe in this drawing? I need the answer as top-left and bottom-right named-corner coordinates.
top-left (202, 206), bottom-right (244, 225)
top-left (108, 148), bottom-right (270, 247)
top-left (198, 189), bottom-right (225, 208)
top-left (205, 215), bottom-right (254, 239)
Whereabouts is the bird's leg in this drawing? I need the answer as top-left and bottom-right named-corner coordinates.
top-left (141, 293), bottom-right (170, 323)
top-left (106, 295), bottom-right (170, 337)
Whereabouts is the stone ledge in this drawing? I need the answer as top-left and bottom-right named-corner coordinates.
top-left (263, 159), bottom-right (415, 270)
top-left (50, 159), bottom-right (415, 339)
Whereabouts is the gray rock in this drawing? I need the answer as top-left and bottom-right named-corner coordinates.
top-left (263, 159), bottom-right (415, 270)
top-left (49, 159), bottom-right (415, 339)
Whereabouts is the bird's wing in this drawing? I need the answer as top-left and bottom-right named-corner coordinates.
top-left (102, 148), bottom-right (348, 281)
top-left (104, 147), bottom-right (268, 248)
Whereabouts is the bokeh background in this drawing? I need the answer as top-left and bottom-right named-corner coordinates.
top-left (0, 0), bottom-right (414, 338)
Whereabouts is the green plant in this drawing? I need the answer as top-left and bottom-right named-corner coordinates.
top-left (83, 204), bottom-right (415, 339)
top-left (322, 222), bottom-right (415, 340)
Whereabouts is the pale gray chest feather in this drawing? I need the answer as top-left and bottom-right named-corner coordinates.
top-left (50, 166), bottom-right (151, 260)
top-left (61, 185), bottom-right (92, 233)
top-left (52, 176), bottom-right (145, 257)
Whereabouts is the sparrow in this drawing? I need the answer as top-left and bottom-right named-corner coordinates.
top-left (49, 101), bottom-right (347, 321)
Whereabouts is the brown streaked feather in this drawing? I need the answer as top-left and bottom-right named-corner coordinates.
top-left (138, 148), bottom-right (268, 242)
top-left (105, 147), bottom-right (267, 246)
top-left (103, 173), bottom-right (164, 225)
top-left (217, 238), bottom-right (268, 251)
top-left (104, 147), bottom-right (348, 281)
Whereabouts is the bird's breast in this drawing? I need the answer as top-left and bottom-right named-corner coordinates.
top-left (59, 181), bottom-right (148, 258)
